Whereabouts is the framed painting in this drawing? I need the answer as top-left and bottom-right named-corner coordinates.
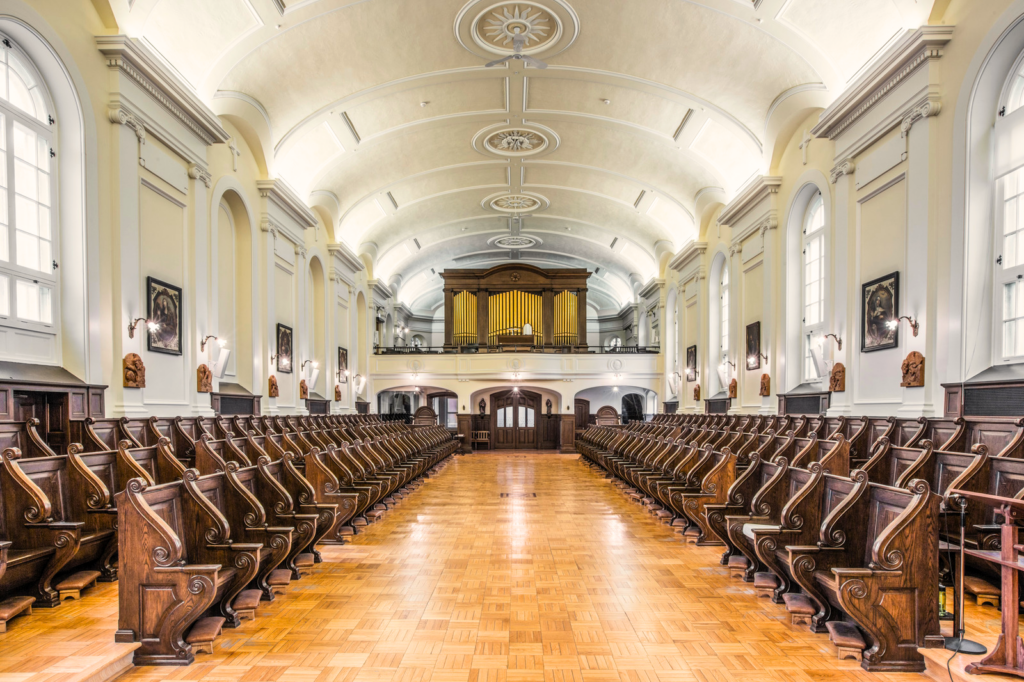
top-left (338, 347), bottom-right (348, 383)
top-left (686, 345), bottom-right (697, 382)
top-left (862, 271), bottom-right (899, 352)
top-left (746, 321), bottom-right (761, 370)
top-left (276, 323), bottom-right (293, 373)
top-left (146, 276), bottom-right (182, 355)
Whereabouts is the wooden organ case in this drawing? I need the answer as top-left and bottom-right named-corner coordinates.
top-left (441, 265), bottom-right (590, 350)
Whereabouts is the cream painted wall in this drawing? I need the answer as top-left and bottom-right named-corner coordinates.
top-left (14, 0), bottom-right (1024, 422)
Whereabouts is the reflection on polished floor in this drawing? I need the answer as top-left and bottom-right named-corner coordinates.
top-left (2, 452), bottom-right (982, 682)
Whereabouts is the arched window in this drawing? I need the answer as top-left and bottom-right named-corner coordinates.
top-left (0, 38), bottom-right (56, 336)
top-left (720, 266), bottom-right (729, 363)
top-left (802, 193), bottom-right (825, 379)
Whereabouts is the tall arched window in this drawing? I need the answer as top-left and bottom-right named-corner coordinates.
top-left (0, 38), bottom-right (57, 335)
top-left (802, 192), bottom-right (825, 380)
top-left (719, 266), bottom-right (729, 363)
top-left (994, 53), bottom-right (1024, 362)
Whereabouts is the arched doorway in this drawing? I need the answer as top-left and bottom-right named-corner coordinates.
top-left (621, 393), bottom-right (645, 423)
top-left (491, 388), bottom-right (539, 449)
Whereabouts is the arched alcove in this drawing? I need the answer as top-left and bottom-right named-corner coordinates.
top-left (214, 189), bottom-right (254, 391)
top-left (308, 255), bottom-right (326, 395)
top-left (356, 290), bottom-right (367, 395)
top-left (708, 251), bottom-right (730, 396)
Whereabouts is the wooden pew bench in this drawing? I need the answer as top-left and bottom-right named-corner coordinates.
top-left (116, 474), bottom-right (261, 665)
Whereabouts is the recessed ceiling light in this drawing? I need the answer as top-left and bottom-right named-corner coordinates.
top-left (275, 23), bottom-right (282, 29)
top-left (420, 101), bottom-right (429, 107)
top-left (602, 99), bottom-right (611, 105)
top-left (462, 226), bottom-right (468, 231)
top-left (756, 18), bottom-right (762, 23)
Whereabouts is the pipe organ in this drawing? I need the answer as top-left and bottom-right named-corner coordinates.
top-left (441, 265), bottom-right (590, 350)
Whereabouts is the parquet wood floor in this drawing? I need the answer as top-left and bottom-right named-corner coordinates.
top-left (0, 452), bottom-right (1011, 682)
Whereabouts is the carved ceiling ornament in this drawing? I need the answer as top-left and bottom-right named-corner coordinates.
top-left (492, 194), bottom-right (540, 212)
top-left (485, 128), bottom-right (548, 157)
top-left (456, 0), bottom-right (579, 60)
top-left (494, 235), bottom-right (538, 249)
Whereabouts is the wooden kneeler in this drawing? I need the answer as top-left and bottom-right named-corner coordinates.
top-left (55, 570), bottom-right (101, 601)
top-left (186, 616), bottom-right (225, 655)
top-left (826, 621), bottom-right (866, 662)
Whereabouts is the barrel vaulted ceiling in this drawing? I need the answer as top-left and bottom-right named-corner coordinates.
top-left (112, 0), bottom-right (934, 315)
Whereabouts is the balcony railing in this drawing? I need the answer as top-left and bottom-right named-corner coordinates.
top-left (374, 345), bottom-right (661, 355)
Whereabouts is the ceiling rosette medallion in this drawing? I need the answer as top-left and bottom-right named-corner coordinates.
top-left (483, 191), bottom-right (550, 213)
top-left (454, 0), bottom-right (580, 60)
top-left (473, 122), bottom-right (559, 159)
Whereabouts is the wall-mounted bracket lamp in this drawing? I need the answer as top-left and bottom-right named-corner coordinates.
top-left (887, 316), bottom-right (920, 337)
top-left (201, 335), bottom-right (226, 352)
top-left (823, 333), bottom-right (843, 350)
top-left (128, 317), bottom-right (159, 339)
top-left (747, 353), bottom-right (768, 369)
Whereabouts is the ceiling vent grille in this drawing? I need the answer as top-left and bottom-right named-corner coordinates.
top-left (340, 112), bottom-right (361, 143)
top-left (387, 192), bottom-right (398, 209)
top-left (633, 191), bottom-right (646, 209)
top-left (673, 110), bottom-right (693, 141)
top-left (609, 237), bottom-right (618, 249)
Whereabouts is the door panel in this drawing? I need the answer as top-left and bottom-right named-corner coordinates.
top-left (491, 390), bottom-right (540, 449)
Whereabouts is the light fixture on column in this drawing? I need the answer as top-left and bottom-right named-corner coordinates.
top-left (723, 360), bottom-right (736, 370)
top-left (886, 315), bottom-right (920, 337)
top-left (747, 353), bottom-right (768, 370)
top-left (128, 317), bottom-right (159, 339)
top-left (301, 360), bottom-right (319, 372)
top-left (200, 335), bottom-right (226, 352)
top-left (337, 367), bottom-right (350, 382)
top-left (822, 333), bottom-right (843, 350)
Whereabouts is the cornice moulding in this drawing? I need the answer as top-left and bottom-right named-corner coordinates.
top-left (811, 25), bottom-right (953, 141)
top-left (669, 240), bottom-right (707, 273)
top-left (718, 176), bottom-right (782, 227)
top-left (97, 36), bottom-right (229, 146)
top-left (370, 279), bottom-right (394, 302)
top-left (257, 179), bottom-right (318, 229)
top-left (638, 278), bottom-right (664, 300)
top-left (329, 243), bottom-right (366, 275)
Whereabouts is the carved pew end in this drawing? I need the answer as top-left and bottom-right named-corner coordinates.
top-left (232, 589), bottom-right (262, 621)
top-left (268, 569), bottom-right (292, 595)
top-left (55, 570), bottom-right (101, 601)
top-left (0, 596), bottom-right (35, 632)
top-left (753, 572), bottom-right (777, 597)
top-left (963, 576), bottom-right (1000, 609)
top-left (826, 621), bottom-right (865, 662)
top-left (782, 593), bottom-right (816, 626)
top-left (186, 616), bottom-right (226, 655)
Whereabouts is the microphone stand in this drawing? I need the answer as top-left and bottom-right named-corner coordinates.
top-left (945, 495), bottom-right (988, 654)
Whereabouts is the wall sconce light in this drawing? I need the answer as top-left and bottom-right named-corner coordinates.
top-left (747, 353), bottom-right (768, 369)
top-left (301, 360), bottom-right (319, 371)
top-left (201, 335), bottom-right (226, 352)
top-left (723, 360), bottom-right (736, 370)
top-left (337, 367), bottom-right (350, 381)
top-left (823, 333), bottom-right (843, 350)
top-left (887, 316), bottom-right (920, 337)
top-left (128, 317), bottom-right (159, 339)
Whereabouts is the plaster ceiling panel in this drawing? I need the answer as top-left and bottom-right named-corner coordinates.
top-left (523, 164), bottom-right (640, 206)
top-left (276, 121), bottom-right (345, 197)
top-left (530, 118), bottom-right (720, 206)
top-left (778, 0), bottom-right (910, 82)
top-left (549, 0), bottom-right (819, 134)
top-left (389, 164), bottom-right (509, 208)
top-left (526, 77), bottom-right (690, 137)
top-left (320, 119), bottom-right (503, 215)
top-left (346, 77), bottom-right (508, 140)
top-left (220, 0), bottom-right (481, 135)
top-left (688, 118), bottom-right (759, 193)
top-left (142, 0), bottom-right (259, 89)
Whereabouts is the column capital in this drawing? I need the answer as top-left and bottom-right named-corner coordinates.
top-left (188, 163), bottom-right (212, 188)
top-left (830, 159), bottom-right (856, 184)
top-left (901, 96), bottom-right (941, 138)
top-left (108, 107), bottom-right (146, 141)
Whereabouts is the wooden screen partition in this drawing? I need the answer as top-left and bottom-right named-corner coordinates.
top-left (442, 264), bottom-right (590, 350)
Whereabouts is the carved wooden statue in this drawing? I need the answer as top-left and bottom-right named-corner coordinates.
top-left (196, 364), bottom-right (212, 393)
top-left (479, 398), bottom-right (486, 417)
top-left (901, 351), bottom-right (925, 387)
top-left (546, 398), bottom-right (552, 415)
top-left (123, 353), bottom-right (145, 388)
top-left (759, 374), bottom-right (770, 397)
top-left (728, 378), bottom-right (737, 399)
top-left (693, 384), bottom-right (700, 401)
top-left (268, 375), bottom-right (279, 398)
top-left (334, 384), bottom-right (342, 401)
top-left (830, 363), bottom-right (846, 392)
top-left (299, 379), bottom-right (308, 400)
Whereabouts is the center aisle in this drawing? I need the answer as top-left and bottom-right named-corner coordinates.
top-left (123, 452), bottom-right (896, 682)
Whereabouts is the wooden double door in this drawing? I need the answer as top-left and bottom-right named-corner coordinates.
top-left (492, 389), bottom-right (539, 449)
